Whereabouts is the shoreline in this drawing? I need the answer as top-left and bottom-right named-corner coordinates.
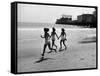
top-left (18, 27), bottom-right (96, 31)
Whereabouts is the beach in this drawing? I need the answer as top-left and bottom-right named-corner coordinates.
top-left (17, 23), bottom-right (96, 72)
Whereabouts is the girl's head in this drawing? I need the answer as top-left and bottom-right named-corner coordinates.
top-left (44, 28), bottom-right (49, 32)
top-left (61, 28), bottom-right (65, 32)
top-left (52, 27), bottom-right (56, 32)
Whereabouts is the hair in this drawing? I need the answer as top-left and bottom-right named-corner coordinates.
top-left (61, 28), bottom-right (65, 32)
top-left (44, 28), bottom-right (49, 32)
top-left (52, 27), bottom-right (56, 31)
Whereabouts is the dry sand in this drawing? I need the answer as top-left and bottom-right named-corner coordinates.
top-left (18, 28), bottom-right (96, 72)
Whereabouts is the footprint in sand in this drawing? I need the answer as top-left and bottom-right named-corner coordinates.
top-left (80, 58), bottom-right (85, 61)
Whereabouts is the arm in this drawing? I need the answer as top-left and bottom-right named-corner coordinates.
top-left (65, 33), bottom-right (66, 38)
top-left (49, 34), bottom-right (51, 38)
top-left (40, 35), bottom-right (45, 38)
top-left (56, 33), bottom-right (59, 39)
top-left (58, 34), bottom-right (61, 39)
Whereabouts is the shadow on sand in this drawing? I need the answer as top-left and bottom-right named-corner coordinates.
top-left (79, 40), bottom-right (96, 43)
top-left (34, 57), bottom-right (54, 64)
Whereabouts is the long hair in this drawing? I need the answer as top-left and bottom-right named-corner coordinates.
top-left (52, 27), bottom-right (56, 34)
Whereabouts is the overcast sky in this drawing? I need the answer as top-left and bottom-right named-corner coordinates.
top-left (18, 4), bottom-right (95, 23)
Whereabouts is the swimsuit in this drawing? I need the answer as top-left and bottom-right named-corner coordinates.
top-left (51, 32), bottom-right (56, 41)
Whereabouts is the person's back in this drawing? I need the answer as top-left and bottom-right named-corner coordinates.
top-left (44, 32), bottom-right (50, 44)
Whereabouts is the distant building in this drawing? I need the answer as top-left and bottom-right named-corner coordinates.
top-left (93, 11), bottom-right (96, 17)
top-left (56, 15), bottom-right (72, 24)
top-left (77, 14), bottom-right (95, 23)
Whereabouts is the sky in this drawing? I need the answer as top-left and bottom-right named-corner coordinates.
top-left (18, 3), bottom-right (95, 23)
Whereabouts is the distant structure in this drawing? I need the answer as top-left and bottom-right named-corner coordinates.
top-left (93, 10), bottom-right (97, 25)
top-left (93, 11), bottom-right (96, 17)
top-left (55, 10), bottom-right (97, 28)
top-left (77, 10), bottom-right (97, 27)
top-left (56, 14), bottom-right (72, 24)
top-left (77, 14), bottom-right (95, 23)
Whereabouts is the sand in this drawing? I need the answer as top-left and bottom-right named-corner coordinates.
top-left (18, 28), bottom-right (96, 73)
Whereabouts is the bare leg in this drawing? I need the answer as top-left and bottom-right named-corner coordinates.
top-left (41, 44), bottom-right (47, 57)
top-left (52, 40), bottom-right (54, 49)
top-left (53, 40), bottom-right (57, 49)
top-left (59, 40), bottom-right (62, 50)
top-left (63, 40), bottom-right (67, 50)
top-left (48, 42), bottom-right (57, 53)
top-left (52, 40), bottom-right (57, 49)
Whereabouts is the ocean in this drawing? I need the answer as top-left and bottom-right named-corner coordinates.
top-left (18, 22), bottom-right (80, 29)
top-left (18, 22), bottom-right (96, 41)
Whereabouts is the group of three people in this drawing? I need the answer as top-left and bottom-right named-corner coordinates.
top-left (41, 27), bottom-right (67, 59)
